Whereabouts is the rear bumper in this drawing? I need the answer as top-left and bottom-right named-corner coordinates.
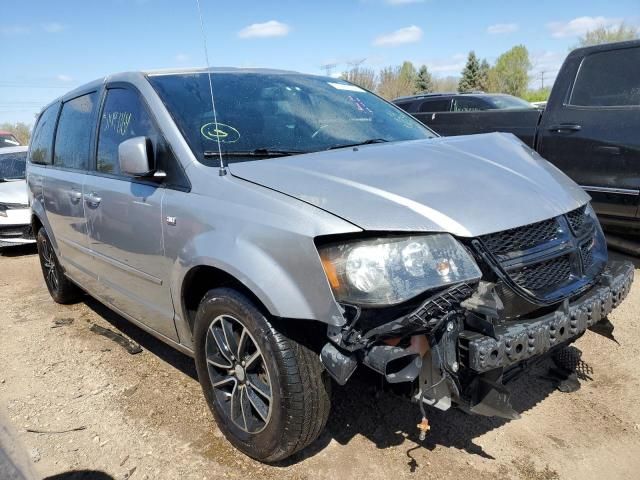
top-left (463, 260), bottom-right (634, 373)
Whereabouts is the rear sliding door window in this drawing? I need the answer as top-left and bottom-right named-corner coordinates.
top-left (29, 103), bottom-right (60, 165)
top-left (570, 47), bottom-right (640, 107)
top-left (54, 93), bottom-right (98, 169)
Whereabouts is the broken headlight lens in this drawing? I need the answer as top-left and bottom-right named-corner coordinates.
top-left (319, 234), bottom-right (481, 306)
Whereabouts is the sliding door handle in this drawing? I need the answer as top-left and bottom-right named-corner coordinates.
top-left (84, 192), bottom-right (102, 207)
top-left (68, 189), bottom-right (83, 203)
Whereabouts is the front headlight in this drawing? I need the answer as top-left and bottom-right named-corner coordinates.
top-left (318, 234), bottom-right (482, 306)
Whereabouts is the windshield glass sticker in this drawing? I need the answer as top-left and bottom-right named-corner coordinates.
top-left (327, 82), bottom-right (365, 92)
top-left (200, 123), bottom-right (240, 143)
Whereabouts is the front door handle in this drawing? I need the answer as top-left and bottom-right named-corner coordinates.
top-left (85, 192), bottom-right (102, 207)
top-left (547, 124), bottom-right (582, 133)
top-left (69, 189), bottom-right (83, 203)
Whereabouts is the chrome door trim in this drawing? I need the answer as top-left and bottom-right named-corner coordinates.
top-left (581, 185), bottom-right (640, 196)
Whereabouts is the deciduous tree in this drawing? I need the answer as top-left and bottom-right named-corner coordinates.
top-left (0, 122), bottom-right (31, 145)
top-left (576, 23), bottom-right (639, 47)
top-left (341, 67), bottom-right (377, 91)
top-left (489, 45), bottom-right (531, 97)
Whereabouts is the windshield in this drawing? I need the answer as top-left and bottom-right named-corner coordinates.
top-left (0, 134), bottom-right (21, 148)
top-left (148, 72), bottom-right (436, 165)
top-left (0, 151), bottom-right (27, 180)
top-left (486, 95), bottom-right (535, 110)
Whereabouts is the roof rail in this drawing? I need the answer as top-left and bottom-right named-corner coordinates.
top-left (392, 92), bottom-right (456, 102)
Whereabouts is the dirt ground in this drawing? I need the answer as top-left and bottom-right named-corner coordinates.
top-left (1, 245), bottom-right (640, 480)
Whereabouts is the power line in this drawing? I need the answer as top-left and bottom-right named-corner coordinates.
top-left (0, 83), bottom-right (70, 89)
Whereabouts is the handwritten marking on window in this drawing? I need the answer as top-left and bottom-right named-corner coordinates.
top-left (103, 111), bottom-right (133, 136)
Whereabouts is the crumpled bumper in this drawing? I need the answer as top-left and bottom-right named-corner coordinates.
top-left (463, 260), bottom-right (634, 373)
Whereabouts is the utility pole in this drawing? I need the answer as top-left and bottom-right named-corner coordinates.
top-left (320, 63), bottom-right (337, 77)
top-left (540, 71), bottom-right (545, 90)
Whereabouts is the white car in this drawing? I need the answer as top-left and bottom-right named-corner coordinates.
top-left (0, 146), bottom-right (34, 248)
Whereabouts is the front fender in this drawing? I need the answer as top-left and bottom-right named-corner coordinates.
top-left (170, 227), bottom-right (348, 327)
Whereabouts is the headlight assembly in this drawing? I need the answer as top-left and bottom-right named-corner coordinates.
top-left (318, 234), bottom-right (481, 306)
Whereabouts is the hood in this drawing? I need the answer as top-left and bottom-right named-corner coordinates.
top-left (0, 179), bottom-right (28, 205)
top-left (228, 132), bottom-right (590, 237)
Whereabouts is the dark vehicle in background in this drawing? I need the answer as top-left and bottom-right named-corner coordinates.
top-left (0, 131), bottom-right (21, 148)
top-left (394, 93), bottom-right (541, 146)
top-left (397, 40), bottom-right (640, 235)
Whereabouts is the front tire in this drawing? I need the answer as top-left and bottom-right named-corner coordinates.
top-left (194, 288), bottom-right (331, 462)
top-left (36, 228), bottom-right (82, 304)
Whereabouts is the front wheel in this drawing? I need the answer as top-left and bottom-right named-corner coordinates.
top-left (194, 288), bottom-right (331, 462)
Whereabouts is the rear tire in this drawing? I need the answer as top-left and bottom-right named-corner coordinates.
top-left (36, 228), bottom-right (82, 304)
top-left (194, 288), bottom-right (331, 462)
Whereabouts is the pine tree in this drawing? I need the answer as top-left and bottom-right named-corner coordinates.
top-left (415, 65), bottom-right (433, 93)
top-left (479, 59), bottom-right (491, 92)
top-left (458, 51), bottom-right (482, 93)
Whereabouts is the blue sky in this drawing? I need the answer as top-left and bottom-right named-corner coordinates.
top-left (1, 0), bottom-right (638, 124)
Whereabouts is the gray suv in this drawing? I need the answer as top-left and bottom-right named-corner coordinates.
top-left (27, 68), bottom-right (633, 462)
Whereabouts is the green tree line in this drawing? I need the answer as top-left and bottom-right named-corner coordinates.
top-left (342, 24), bottom-right (639, 102)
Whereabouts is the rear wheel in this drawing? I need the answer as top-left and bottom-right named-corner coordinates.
top-left (36, 228), bottom-right (82, 304)
top-left (194, 288), bottom-right (331, 462)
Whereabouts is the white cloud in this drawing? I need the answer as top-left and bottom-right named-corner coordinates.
top-left (373, 25), bottom-right (423, 47)
top-left (487, 23), bottom-right (518, 34)
top-left (547, 16), bottom-right (622, 38)
top-left (0, 25), bottom-right (30, 35)
top-left (43, 22), bottom-right (64, 33)
top-left (385, 0), bottom-right (424, 5)
top-left (426, 53), bottom-right (466, 74)
top-left (175, 53), bottom-right (190, 63)
top-left (238, 20), bottom-right (290, 39)
top-left (56, 74), bottom-right (73, 82)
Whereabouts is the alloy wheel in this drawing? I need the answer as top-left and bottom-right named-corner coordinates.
top-left (41, 236), bottom-right (59, 292)
top-left (205, 314), bottom-right (273, 434)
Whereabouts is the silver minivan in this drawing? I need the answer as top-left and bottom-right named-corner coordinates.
top-left (27, 68), bottom-right (633, 462)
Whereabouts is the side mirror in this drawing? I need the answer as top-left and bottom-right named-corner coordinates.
top-left (118, 136), bottom-right (154, 177)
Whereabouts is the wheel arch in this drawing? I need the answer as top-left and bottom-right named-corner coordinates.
top-left (180, 264), bottom-right (272, 333)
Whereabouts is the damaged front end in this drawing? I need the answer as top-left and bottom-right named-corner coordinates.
top-left (319, 204), bottom-right (635, 422)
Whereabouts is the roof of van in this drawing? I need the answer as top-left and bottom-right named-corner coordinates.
top-left (36, 67), bottom-right (316, 117)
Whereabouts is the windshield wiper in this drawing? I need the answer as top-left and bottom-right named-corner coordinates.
top-left (327, 138), bottom-right (389, 150)
top-left (204, 148), bottom-right (307, 158)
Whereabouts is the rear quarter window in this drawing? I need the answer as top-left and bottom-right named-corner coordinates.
top-left (570, 47), bottom-right (640, 107)
top-left (29, 103), bottom-right (60, 165)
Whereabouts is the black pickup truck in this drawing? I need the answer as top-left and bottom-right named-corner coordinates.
top-left (396, 40), bottom-right (640, 234)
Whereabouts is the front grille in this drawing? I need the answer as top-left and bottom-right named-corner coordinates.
top-left (580, 241), bottom-right (594, 271)
top-left (479, 218), bottom-right (560, 257)
top-left (510, 255), bottom-right (572, 291)
top-left (475, 204), bottom-right (604, 305)
top-left (566, 206), bottom-right (589, 234)
top-left (0, 225), bottom-right (32, 239)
